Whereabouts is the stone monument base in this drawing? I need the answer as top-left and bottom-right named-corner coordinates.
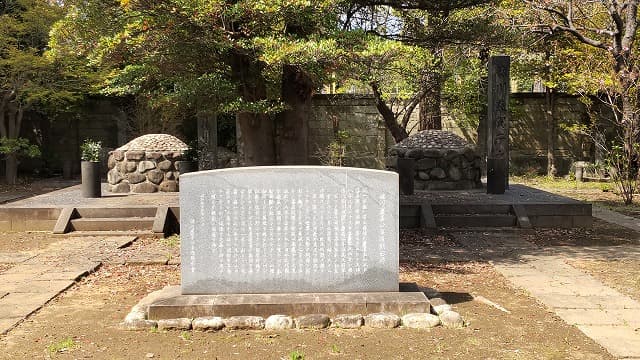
top-left (135, 283), bottom-right (430, 321)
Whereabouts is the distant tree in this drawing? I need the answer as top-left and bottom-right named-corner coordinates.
top-left (350, 0), bottom-right (504, 130)
top-left (51, 0), bottom-right (344, 166)
top-left (0, 0), bottom-right (86, 184)
top-left (524, 0), bottom-right (640, 203)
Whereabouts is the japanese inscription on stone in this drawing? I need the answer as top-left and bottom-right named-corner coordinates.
top-left (180, 166), bottom-right (399, 294)
top-left (487, 55), bottom-right (510, 194)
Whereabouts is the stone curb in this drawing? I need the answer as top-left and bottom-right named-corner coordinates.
top-left (120, 286), bottom-right (465, 332)
top-left (120, 311), bottom-right (465, 332)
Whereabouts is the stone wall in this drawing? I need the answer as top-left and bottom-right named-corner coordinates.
top-left (107, 150), bottom-right (183, 193)
top-left (308, 95), bottom-right (390, 169)
top-left (310, 93), bottom-right (601, 175)
top-left (6, 93), bottom-right (604, 177)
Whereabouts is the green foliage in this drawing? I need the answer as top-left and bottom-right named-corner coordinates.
top-left (0, 137), bottom-right (40, 158)
top-left (1, 1), bottom-right (92, 115)
top-left (80, 139), bottom-right (101, 162)
top-left (161, 234), bottom-right (180, 248)
top-left (605, 143), bottom-right (640, 205)
top-left (47, 337), bottom-right (76, 355)
top-left (50, 0), bottom-right (345, 125)
top-left (288, 350), bottom-right (305, 360)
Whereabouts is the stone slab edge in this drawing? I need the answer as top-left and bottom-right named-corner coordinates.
top-left (120, 285), bottom-right (465, 331)
top-left (53, 207), bottom-right (76, 234)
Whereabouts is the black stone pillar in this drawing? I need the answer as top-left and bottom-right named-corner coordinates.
top-left (197, 111), bottom-right (218, 170)
top-left (486, 56), bottom-right (510, 194)
top-left (398, 157), bottom-right (415, 195)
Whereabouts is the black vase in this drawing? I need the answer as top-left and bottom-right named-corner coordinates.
top-left (81, 161), bottom-right (101, 198)
top-left (178, 160), bottom-right (198, 175)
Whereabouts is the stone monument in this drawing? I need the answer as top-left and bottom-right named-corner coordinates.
top-left (128, 166), bottom-right (430, 327)
top-left (486, 56), bottom-right (510, 194)
top-left (180, 166), bottom-right (399, 294)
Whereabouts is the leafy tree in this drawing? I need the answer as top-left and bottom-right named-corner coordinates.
top-left (349, 0), bottom-right (504, 131)
top-left (51, 0), bottom-right (345, 166)
top-left (1, 0), bottom-right (86, 184)
top-left (524, 1), bottom-right (640, 203)
top-left (340, 36), bottom-right (430, 143)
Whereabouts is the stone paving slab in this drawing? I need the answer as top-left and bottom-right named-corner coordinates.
top-left (0, 253), bottom-right (35, 264)
top-left (0, 317), bottom-right (22, 335)
top-left (549, 245), bottom-right (640, 261)
top-left (555, 309), bottom-right (627, 326)
top-left (0, 236), bottom-right (136, 335)
top-left (453, 230), bottom-right (640, 359)
top-left (1, 264), bottom-right (53, 275)
top-left (0, 273), bottom-right (37, 283)
top-left (593, 206), bottom-right (640, 234)
top-left (0, 292), bottom-right (56, 318)
top-left (11, 280), bottom-right (75, 294)
top-left (577, 325), bottom-right (640, 358)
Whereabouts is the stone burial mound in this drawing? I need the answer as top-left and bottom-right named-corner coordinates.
top-left (107, 134), bottom-right (189, 193)
top-left (386, 130), bottom-right (482, 191)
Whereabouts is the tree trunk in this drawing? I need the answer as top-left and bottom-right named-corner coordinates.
top-left (5, 153), bottom-right (17, 185)
top-left (276, 64), bottom-right (314, 165)
top-left (545, 87), bottom-right (557, 177)
top-left (477, 48), bottom-right (489, 177)
top-left (419, 46), bottom-right (444, 131)
top-left (230, 51), bottom-right (276, 166)
top-left (196, 111), bottom-right (217, 170)
top-left (370, 82), bottom-right (408, 143)
top-left (418, 71), bottom-right (442, 130)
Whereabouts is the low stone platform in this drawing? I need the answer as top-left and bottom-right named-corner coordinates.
top-left (143, 283), bottom-right (430, 320)
top-left (400, 184), bottom-right (592, 228)
top-left (1, 182), bottom-right (592, 231)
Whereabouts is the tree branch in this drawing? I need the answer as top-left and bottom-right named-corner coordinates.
top-left (370, 81), bottom-right (408, 143)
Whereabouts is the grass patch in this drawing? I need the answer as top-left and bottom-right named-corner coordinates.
top-left (47, 338), bottom-right (76, 355)
top-left (289, 350), bottom-right (305, 360)
top-left (514, 175), bottom-right (640, 218)
top-left (161, 234), bottom-right (180, 247)
top-left (512, 175), bottom-right (611, 191)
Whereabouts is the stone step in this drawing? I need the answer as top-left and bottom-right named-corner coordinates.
top-left (74, 207), bottom-right (157, 219)
top-left (431, 204), bottom-right (513, 215)
top-left (54, 230), bottom-right (158, 239)
top-left (70, 217), bottom-right (155, 232)
top-left (435, 214), bottom-right (517, 227)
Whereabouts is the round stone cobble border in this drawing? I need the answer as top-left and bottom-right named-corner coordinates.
top-left (119, 287), bottom-right (464, 331)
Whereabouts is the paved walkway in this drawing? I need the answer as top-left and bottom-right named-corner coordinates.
top-left (0, 236), bottom-right (135, 335)
top-left (454, 230), bottom-right (640, 359)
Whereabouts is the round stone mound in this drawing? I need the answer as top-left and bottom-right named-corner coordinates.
top-left (108, 134), bottom-right (190, 194)
top-left (117, 134), bottom-right (189, 152)
top-left (386, 130), bottom-right (482, 191)
top-left (394, 130), bottom-right (469, 150)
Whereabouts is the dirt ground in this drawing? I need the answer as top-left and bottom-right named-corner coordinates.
top-left (0, 231), bottom-right (62, 252)
top-left (524, 218), bottom-right (640, 247)
top-left (0, 230), bottom-right (615, 360)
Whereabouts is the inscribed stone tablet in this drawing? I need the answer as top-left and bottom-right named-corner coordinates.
top-left (180, 166), bottom-right (399, 294)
